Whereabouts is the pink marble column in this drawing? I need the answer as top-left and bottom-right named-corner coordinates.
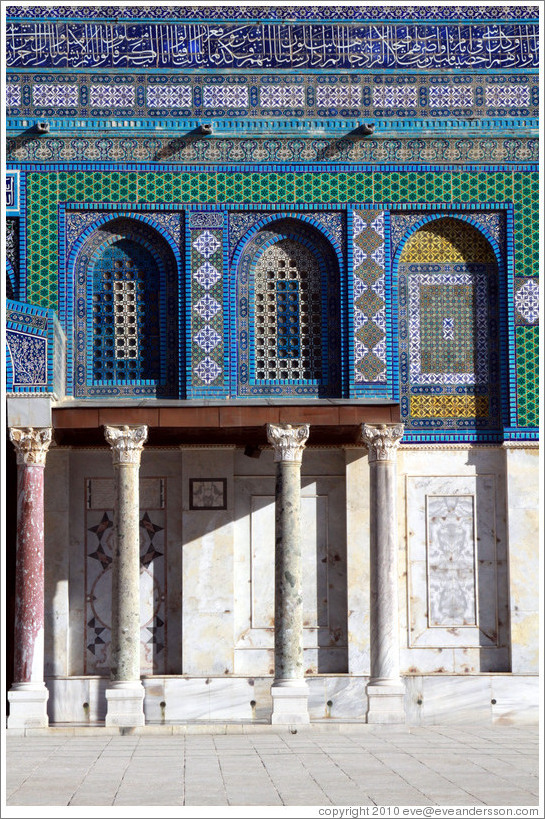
top-left (8, 426), bottom-right (52, 731)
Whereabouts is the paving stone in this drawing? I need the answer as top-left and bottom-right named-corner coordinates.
top-left (5, 725), bottom-right (539, 807)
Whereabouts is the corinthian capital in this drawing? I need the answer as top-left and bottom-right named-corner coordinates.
top-left (104, 425), bottom-right (148, 466)
top-left (267, 423), bottom-right (309, 464)
top-left (9, 427), bottom-right (53, 466)
top-left (361, 423), bottom-right (404, 464)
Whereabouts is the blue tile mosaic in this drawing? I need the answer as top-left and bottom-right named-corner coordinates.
top-left (7, 73), bottom-right (538, 121)
top-left (5, 299), bottom-right (64, 395)
top-left (6, 7), bottom-right (539, 21)
top-left (6, 21), bottom-right (538, 70)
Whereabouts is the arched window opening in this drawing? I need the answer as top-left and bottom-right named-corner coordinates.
top-left (73, 217), bottom-right (179, 398)
top-left (92, 239), bottom-right (161, 383)
top-left (254, 238), bottom-right (323, 382)
top-left (236, 217), bottom-right (342, 397)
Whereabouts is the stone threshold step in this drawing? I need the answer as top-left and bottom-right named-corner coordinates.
top-left (8, 719), bottom-right (379, 737)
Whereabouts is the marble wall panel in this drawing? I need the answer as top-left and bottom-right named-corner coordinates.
top-left (251, 678), bottom-right (273, 721)
top-left (453, 647), bottom-right (511, 674)
top-left (301, 448), bottom-right (347, 476)
top-left (407, 474), bottom-right (500, 649)
top-left (233, 475), bottom-right (275, 656)
top-left (141, 450), bottom-right (184, 674)
top-left (181, 448), bottom-right (236, 675)
top-left (143, 677), bottom-right (254, 722)
top-left (46, 676), bottom-right (108, 723)
top-left (402, 648), bottom-right (456, 674)
top-left (68, 449), bottom-right (112, 676)
top-left (234, 649), bottom-right (275, 677)
top-left (403, 676), bottom-right (424, 725)
top-left (504, 447), bottom-right (539, 673)
top-left (399, 447), bottom-right (509, 673)
top-left (345, 448), bottom-right (371, 675)
top-left (510, 611), bottom-right (539, 672)
top-left (491, 675), bottom-right (539, 724)
top-left (43, 673), bottom-right (538, 724)
top-left (307, 676), bottom-right (368, 720)
top-left (420, 675), bottom-right (492, 724)
top-left (44, 448), bottom-right (70, 677)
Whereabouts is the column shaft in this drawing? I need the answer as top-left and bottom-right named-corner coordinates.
top-left (8, 427), bottom-right (52, 731)
top-left (266, 423), bottom-right (310, 724)
top-left (14, 462), bottom-right (46, 683)
top-left (361, 423), bottom-right (405, 724)
top-left (104, 424), bottom-right (147, 727)
top-left (369, 457), bottom-right (400, 682)
top-left (274, 460), bottom-right (304, 681)
top-left (111, 460), bottom-right (142, 681)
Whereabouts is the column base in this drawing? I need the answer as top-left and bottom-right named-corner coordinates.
top-left (271, 681), bottom-right (310, 724)
top-left (7, 683), bottom-right (49, 731)
top-left (366, 682), bottom-right (405, 724)
top-left (105, 681), bottom-right (145, 727)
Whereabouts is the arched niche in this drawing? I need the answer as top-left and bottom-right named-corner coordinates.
top-left (397, 216), bottom-right (501, 433)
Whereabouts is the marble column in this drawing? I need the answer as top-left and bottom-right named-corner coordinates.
top-left (361, 422), bottom-right (405, 723)
top-left (104, 424), bottom-right (148, 727)
top-left (8, 426), bottom-right (52, 731)
top-left (266, 422), bottom-right (310, 724)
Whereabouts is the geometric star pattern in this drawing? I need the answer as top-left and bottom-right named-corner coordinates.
top-left (515, 278), bottom-right (539, 324)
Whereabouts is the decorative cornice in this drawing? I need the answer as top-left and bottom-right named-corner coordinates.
top-left (502, 440), bottom-right (540, 449)
top-left (266, 423), bottom-right (310, 464)
top-left (361, 423), bottom-right (404, 463)
top-left (103, 424), bottom-right (148, 466)
top-left (9, 426), bottom-right (53, 466)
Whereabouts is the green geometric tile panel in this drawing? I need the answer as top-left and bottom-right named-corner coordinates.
top-left (513, 173), bottom-right (539, 276)
top-left (516, 326), bottom-right (539, 427)
top-left (26, 169), bottom-right (537, 308)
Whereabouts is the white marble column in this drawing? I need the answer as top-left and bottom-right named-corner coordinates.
top-left (8, 427), bottom-right (53, 731)
top-left (361, 423), bottom-right (405, 723)
top-left (266, 423), bottom-right (310, 724)
top-left (104, 424), bottom-right (147, 727)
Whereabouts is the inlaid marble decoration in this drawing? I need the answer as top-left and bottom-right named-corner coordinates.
top-left (427, 495), bottom-right (476, 627)
top-left (407, 475), bottom-right (500, 649)
top-left (189, 479), bottom-right (227, 510)
top-left (84, 478), bottom-right (167, 675)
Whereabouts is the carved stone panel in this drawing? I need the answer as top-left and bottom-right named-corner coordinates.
top-left (427, 495), bottom-right (477, 627)
top-left (407, 474), bottom-right (500, 649)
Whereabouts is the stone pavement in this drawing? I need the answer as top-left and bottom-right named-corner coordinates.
top-left (3, 723), bottom-right (540, 810)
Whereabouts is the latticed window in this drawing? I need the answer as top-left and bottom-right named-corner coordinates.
top-left (254, 238), bottom-right (322, 381)
top-left (92, 239), bottom-right (160, 382)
